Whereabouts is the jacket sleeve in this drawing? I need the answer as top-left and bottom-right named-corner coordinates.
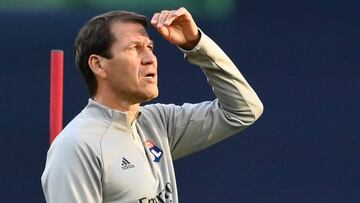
top-left (41, 134), bottom-right (103, 203)
top-left (166, 30), bottom-right (264, 160)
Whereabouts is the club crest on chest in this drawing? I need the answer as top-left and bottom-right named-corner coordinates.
top-left (144, 140), bottom-right (163, 162)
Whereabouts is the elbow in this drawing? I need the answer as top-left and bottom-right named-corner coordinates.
top-left (220, 98), bottom-right (264, 126)
top-left (252, 100), bottom-right (264, 121)
top-left (238, 100), bottom-right (264, 126)
top-left (225, 101), bottom-right (264, 127)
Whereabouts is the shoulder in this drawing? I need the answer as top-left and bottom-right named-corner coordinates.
top-left (137, 103), bottom-right (179, 128)
top-left (140, 103), bottom-right (178, 115)
top-left (49, 113), bottom-right (110, 158)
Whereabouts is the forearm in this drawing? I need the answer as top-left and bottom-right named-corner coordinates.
top-left (179, 30), bottom-right (263, 124)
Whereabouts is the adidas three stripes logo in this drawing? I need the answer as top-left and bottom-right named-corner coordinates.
top-left (121, 157), bottom-right (135, 170)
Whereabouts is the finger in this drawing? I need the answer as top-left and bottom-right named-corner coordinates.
top-left (173, 7), bottom-right (190, 19)
top-left (164, 7), bottom-right (193, 26)
top-left (151, 13), bottom-right (160, 27)
top-left (163, 10), bottom-right (177, 26)
top-left (157, 10), bottom-right (170, 28)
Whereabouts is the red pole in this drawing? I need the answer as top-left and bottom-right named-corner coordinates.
top-left (50, 50), bottom-right (64, 144)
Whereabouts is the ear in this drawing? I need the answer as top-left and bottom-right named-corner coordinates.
top-left (88, 54), bottom-right (107, 78)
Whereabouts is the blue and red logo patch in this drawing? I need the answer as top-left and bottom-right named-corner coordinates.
top-left (144, 140), bottom-right (163, 162)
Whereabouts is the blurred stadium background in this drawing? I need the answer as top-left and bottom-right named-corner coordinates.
top-left (0, 0), bottom-right (359, 202)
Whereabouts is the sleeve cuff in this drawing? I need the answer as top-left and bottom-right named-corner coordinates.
top-left (177, 28), bottom-right (204, 53)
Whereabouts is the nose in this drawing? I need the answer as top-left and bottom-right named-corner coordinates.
top-left (141, 49), bottom-right (157, 65)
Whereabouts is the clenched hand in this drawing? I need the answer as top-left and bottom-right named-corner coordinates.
top-left (151, 7), bottom-right (200, 50)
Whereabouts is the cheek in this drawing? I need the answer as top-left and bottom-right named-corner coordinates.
top-left (113, 58), bottom-right (136, 77)
top-left (107, 55), bottom-right (142, 84)
top-left (122, 63), bottom-right (142, 86)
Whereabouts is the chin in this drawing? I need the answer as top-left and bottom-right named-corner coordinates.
top-left (140, 89), bottom-right (159, 103)
top-left (148, 90), bottom-right (159, 100)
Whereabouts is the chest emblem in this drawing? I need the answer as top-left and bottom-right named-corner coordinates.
top-left (121, 157), bottom-right (135, 170)
top-left (144, 140), bottom-right (163, 162)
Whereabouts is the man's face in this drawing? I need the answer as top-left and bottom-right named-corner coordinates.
top-left (102, 21), bottom-right (158, 104)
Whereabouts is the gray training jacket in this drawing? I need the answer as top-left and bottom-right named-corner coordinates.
top-left (41, 30), bottom-right (263, 203)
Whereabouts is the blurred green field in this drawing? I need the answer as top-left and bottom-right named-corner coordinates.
top-left (0, 0), bottom-right (235, 18)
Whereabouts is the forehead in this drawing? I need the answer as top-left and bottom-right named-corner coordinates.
top-left (110, 21), bottom-right (150, 43)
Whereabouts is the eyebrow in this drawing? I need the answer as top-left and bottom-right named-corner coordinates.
top-left (128, 40), bottom-right (154, 47)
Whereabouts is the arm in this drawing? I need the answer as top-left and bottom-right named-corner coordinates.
top-left (151, 7), bottom-right (262, 120)
top-left (41, 133), bottom-right (102, 203)
top-left (151, 8), bottom-right (263, 159)
top-left (180, 30), bottom-right (263, 122)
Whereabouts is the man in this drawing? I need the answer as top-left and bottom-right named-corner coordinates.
top-left (41, 7), bottom-right (263, 203)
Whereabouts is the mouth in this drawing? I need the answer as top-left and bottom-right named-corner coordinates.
top-left (144, 73), bottom-right (156, 79)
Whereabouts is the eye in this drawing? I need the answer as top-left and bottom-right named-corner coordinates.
top-left (130, 45), bottom-right (139, 50)
top-left (147, 44), bottom-right (154, 51)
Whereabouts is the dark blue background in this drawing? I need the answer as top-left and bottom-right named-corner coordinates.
top-left (1, 0), bottom-right (359, 202)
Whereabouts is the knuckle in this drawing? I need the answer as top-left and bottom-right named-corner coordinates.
top-left (160, 10), bottom-right (169, 14)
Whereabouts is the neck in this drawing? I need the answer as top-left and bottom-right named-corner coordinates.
top-left (93, 93), bottom-right (140, 125)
